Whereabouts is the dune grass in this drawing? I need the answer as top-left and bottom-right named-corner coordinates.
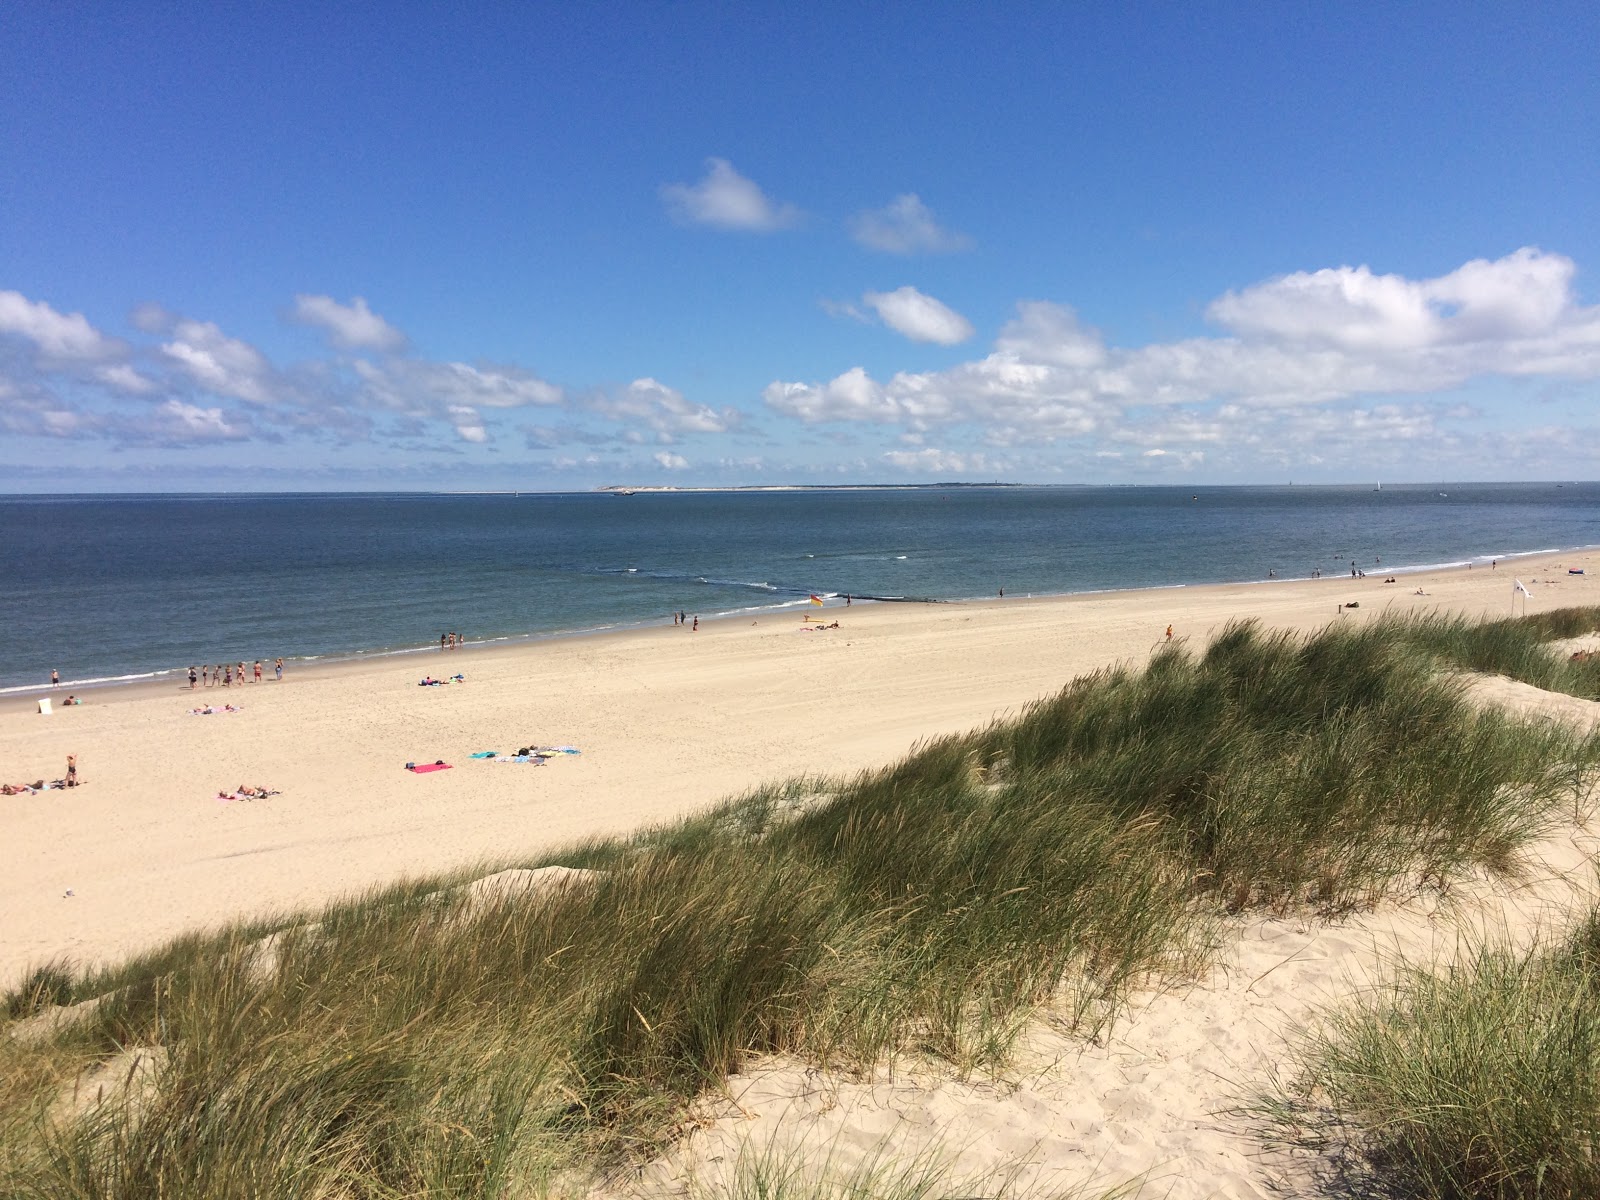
top-left (1282, 908), bottom-right (1600, 1199)
top-left (2, 611), bottom-right (1598, 1197)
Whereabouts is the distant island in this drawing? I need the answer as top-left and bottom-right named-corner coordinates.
top-left (595, 482), bottom-right (1035, 494)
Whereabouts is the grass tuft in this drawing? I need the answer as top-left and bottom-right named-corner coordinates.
top-left (1283, 909), bottom-right (1600, 1198)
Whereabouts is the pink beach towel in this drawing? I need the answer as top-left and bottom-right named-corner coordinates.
top-left (407, 763), bottom-right (453, 774)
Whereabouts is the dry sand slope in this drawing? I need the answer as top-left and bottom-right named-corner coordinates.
top-left (0, 552), bottom-right (1595, 989)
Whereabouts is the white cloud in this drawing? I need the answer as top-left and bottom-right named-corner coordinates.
top-left (653, 451), bottom-right (689, 470)
top-left (880, 447), bottom-right (1002, 474)
top-left (94, 363), bottom-right (156, 393)
top-left (863, 286), bottom-right (975, 345)
top-left (993, 302), bottom-right (1107, 367)
top-left (849, 194), bottom-right (972, 255)
top-left (767, 250), bottom-right (1600, 450)
top-left (1207, 246), bottom-right (1576, 351)
top-left (152, 398), bottom-right (249, 441)
top-left (0, 291), bottom-right (123, 360)
top-left (292, 294), bottom-right (406, 352)
top-left (161, 319), bottom-right (276, 404)
top-left (446, 404), bottom-right (488, 443)
top-left (590, 377), bottom-right (738, 438)
top-left (358, 359), bottom-right (562, 415)
top-left (660, 158), bottom-right (801, 232)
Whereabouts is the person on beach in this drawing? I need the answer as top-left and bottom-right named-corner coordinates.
top-left (237, 662), bottom-right (246, 685)
top-left (223, 665), bottom-right (232, 687)
top-left (692, 615), bottom-right (699, 631)
top-left (253, 660), bottom-right (263, 683)
top-left (50, 669), bottom-right (59, 688)
top-left (275, 657), bottom-right (283, 681)
top-left (188, 666), bottom-right (198, 689)
top-left (1165, 624), bottom-right (1173, 641)
top-left (66, 755), bottom-right (77, 788)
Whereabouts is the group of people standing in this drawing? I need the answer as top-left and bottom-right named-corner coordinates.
top-left (672, 611), bottom-right (698, 631)
top-left (439, 632), bottom-right (465, 650)
top-left (189, 659), bottom-right (283, 689)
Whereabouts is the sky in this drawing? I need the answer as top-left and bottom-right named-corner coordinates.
top-left (3, 3), bottom-right (1598, 491)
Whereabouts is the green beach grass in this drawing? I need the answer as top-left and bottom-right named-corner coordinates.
top-left (3, 609), bottom-right (1598, 1198)
top-left (1276, 907), bottom-right (1600, 1199)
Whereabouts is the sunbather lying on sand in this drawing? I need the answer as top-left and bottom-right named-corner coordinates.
top-left (217, 784), bottom-right (280, 800)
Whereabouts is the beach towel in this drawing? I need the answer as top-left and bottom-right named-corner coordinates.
top-left (491, 755), bottom-right (545, 765)
top-left (469, 751), bottom-right (497, 759)
top-left (406, 762), bottom-right (453, 774)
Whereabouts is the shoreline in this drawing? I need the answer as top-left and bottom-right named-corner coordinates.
top-left (4, 539), bottom-right (1591, 708)
top-left (2, 548), bottom-right (1595, 984)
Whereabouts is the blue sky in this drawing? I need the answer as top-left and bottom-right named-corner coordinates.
top-left (3, 2), bottom-right (1597, 490)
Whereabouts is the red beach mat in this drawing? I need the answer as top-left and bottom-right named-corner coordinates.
top-left (406, 763), bottom-right (453, 774)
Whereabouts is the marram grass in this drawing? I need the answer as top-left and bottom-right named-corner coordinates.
top-left (3, 609), bottom-right (1598, 1198)
top-left (1281, 908), bottom-right (1600, 1199)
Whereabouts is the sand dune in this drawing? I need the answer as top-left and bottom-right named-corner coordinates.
top-left (623, 757), bottom-right (1600, 1200)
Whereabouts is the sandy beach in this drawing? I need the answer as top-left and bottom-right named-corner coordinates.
top-left (2, 551), bottom-right (1595, 987)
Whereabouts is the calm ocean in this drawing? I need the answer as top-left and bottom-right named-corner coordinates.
top-left (2, 483), bottom-right (1595, 694)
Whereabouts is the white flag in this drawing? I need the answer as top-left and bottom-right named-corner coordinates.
top-left (1515, 578), bottom-right (1532, 598)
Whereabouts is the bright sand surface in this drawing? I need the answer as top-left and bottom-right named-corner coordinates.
top-left (2, 551), bottom-right (1595, 987)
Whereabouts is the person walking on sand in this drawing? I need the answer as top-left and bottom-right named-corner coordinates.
top-left (253, 660), bottom-right (263, 683)
top-left (189, 666), bottom-right (198, 689)
top-left (692, 615), bottom-right (699, 631)
top-left (275, 657), bottom-right (283, 681)
top-left (1165, 624), bottom-right (1173, 641)
top-left (66, 755), bottom-right (77, 788)
top-left (223, 665), bottom-right (232, 687)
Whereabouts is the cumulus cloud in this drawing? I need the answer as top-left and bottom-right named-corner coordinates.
top-left (849, 194), bottom-right (972, 255)
top-left (0, 291), bottom-right (124, 360)
top-left (358, 358), bottom-right (561, 414)
top-left (653, 451), bottom-right (689, 470)
top-left (447, 404), bottom-right (488, 443)
top-left (94, 363), bottom-right (156, 393)
top-left (660, 158), bottom-right (801, 232)
top-left (880, 447), bottom-right (1003, 475)
top-left (862, 286), bottom-right (975, 345)
top-left (1208, 247), bottom-right (1578, 352)
top-left (767, 250), bottom-right (1600, 455)
top-left (589, 377), bottom-right (739, 439)
top-left (150, 398), bottom-right (251, 441)
top-left (161, 319), bottom-right (276, 404)
top-left (292, 294), bottom-right (406, 352)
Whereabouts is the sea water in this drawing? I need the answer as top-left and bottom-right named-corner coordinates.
top-left (1, 482), bottom-right (1595, 693)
